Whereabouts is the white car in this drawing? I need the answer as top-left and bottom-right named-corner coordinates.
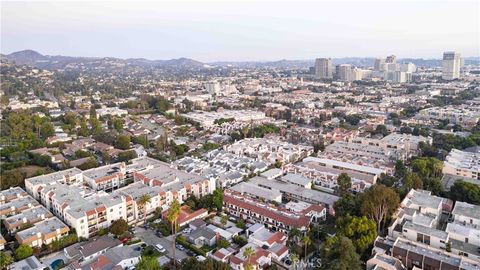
top-left (196, 255), bottom-right (206, 262)
top-left (155, 244), bottom-right (166, 253)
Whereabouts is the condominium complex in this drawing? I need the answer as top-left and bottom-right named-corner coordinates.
top-left (223, 189), bottom-right (326, 233)
top-left (374, 189), bottom-right (480, 268)
top-left (22, 157), bottom-right (215, 239)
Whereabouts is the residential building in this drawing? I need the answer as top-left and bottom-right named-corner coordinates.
top-left (443, 149), bottom-right (480, 180)
top-left (15, 217), bottom-right (70, 247)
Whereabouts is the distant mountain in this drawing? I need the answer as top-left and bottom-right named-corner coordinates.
top-left (1, 50), bottom-right (205, 70)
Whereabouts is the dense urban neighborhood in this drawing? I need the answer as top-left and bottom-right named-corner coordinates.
top-left (0, 48), bottom-right (479, 270)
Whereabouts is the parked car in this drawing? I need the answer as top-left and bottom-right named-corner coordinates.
top-left (196, 255), bottom-right (206, 262)
top-left (155, 244), bottom-right (166, 253)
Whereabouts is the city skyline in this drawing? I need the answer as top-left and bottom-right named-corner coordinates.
top-left (2, 1), bottom-right (479, 62)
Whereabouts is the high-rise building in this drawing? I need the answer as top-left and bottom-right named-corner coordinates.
top-left (385, 55), bottom-right (396, 64)
top-left (442, 51), bottom-right (462, 80)
top-left (336, 64), bottom-right (352, 81)
top-left (374, 58), bottom-right (386, 71)
top-left (315, 58), bottom-right (333, 79)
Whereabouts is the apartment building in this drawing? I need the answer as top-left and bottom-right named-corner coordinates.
top-left (223, 190), bottom-right (325, 233)
top-left (225, 136), bottom-right (314, 164)
top-left (0, 195), bottom-right (40, 217)
top-left (3, 205), bottom-right (53, 233)
top-left (381, 189), bottom-right (480, 265)
top-left (15, 217), bottom-right (70, 248)
top-left (0, 186), bottom-right (28, 203)
top-left (248, 175), bottom-right (339, 213)
top-left (417, 106), bottom-right (480, 128)
top-left (443, 149), bottom-right (480, 180)
top-left (82, 162), bottom-right (127, 191)
top-left (23, 157), bottom-right (215, 238)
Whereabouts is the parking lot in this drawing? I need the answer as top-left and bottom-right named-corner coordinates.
top-left (134, 227), bottom-right (189, 262)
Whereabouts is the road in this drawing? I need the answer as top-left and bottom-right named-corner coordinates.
top-left (135, 227), bottom-right (189, 262)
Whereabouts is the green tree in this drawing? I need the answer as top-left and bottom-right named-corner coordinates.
top-left (167, 199), bottom-right (181, 266)
top-left (220, 215), bottom-right (228, 226)
top-left (138, 194), bottom-right (151, 226)
top-left (404, 172), bottom-right (423, 190)
top-left (0, 252), bottom-right (13, 270)
top-left (303, 235), bottom-right (312, 258)
top-left (110, 218), bottom-right (129, 237)
top-left (337, 173), bottom-right (352, 196)
top-left (337, 215), bottom-right (377, 252)
top-left (320, 236), bottom-right (362, 270)
top-left (212, 189), bottom-right (223, 212)
top-left (116, 135), bottom-right (131, 150)
top-left (361, 184), bottom-right (400, 233)
top-left (243, 246), bottom-right (255, 270)
top-left (449, 181), bottom-right (480, 205)
top-left (15, 244), bottom-right (33, 260)
top-left (217, 239), bottom-right (230, 249)
top-left (113, 118), bottom-right (124, 133)
top-left (136, 256), bottom-right (161, 270)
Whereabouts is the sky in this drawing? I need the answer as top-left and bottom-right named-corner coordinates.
top-left (1, 0), bottom-right (479, 62)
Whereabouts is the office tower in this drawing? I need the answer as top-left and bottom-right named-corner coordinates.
top-left (315, 58), bottom-right (333, 79)
top-left (385, 55), bottom-right (396, 64)
top-left (336, 64), bottom-right (353, 81)
top-left (401, 63), bottom-right (417, 73)
top-left (374, 58), bottom-right (386, 71)
top-left (442, 51), bottom-right (461, 80)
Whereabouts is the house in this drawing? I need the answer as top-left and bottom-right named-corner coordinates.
top-left (65, 236), bottom-right (122, 262)
top-left (68, 245), bottom-right (141, 270)
top-left (210, 247), bottom-right (235, 263)
top-left (247, 224), bottom-right (289, 260)
top-left (229, 244), bottom-right (272, 270)
top-left (9, 256), bottom-right (46, 270)
top-left (162, 205), bottom-right (208, 227)
top-left (189, 219), bottom-right (207, 230)
top-left (188, 227), bottom-right (217, 247)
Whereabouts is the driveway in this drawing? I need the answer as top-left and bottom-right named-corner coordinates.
top-left (135, 227), bottom-right (189, 261)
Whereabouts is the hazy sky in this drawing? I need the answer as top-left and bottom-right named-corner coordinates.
top-left (1, 0), bottom-right (479, 61)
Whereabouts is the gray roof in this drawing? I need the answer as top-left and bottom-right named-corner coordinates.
top-left (9, 256), bottom-right (45, 270)
top-left (104, 245), bottom-right (141, 265)
top-left (189, 227), bottom-right (217, 241)
top-left (452, 201), bottom-right (480, 221)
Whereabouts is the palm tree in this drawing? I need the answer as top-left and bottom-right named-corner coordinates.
top-left (291, 253), bottom-right (300, 270)
top-left (303, 235), bottom-right (311, 258)
top-left (288, 228), bottom-right (301, 248)
top-left (167, 199), bottom-right (181, 267)
top-left (243, 246), bottom-right (255, 270)
top-left (137, 194), bottom-right (151, 226)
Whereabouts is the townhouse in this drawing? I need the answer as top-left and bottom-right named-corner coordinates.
top-left (223, 190), bottom-right (325, 233)
top-left (3, 205), bottom-right (53, 233)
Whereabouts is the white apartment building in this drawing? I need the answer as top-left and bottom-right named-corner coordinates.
top-left (443, 149), bottom-right (480, 180)
top-left (315, 58), bottom-right (333, 79)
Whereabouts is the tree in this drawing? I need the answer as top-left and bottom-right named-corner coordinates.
top-left (136, 255), bottom-right (161, 270)
top-left (361, 184), bottom-right (400, 233)
top-left (337, 173), bottom-right (352, 196)
top-left (113, 118), bottom-right (124, 133)
top-left (394, 160), bottom-right (407, 178)
top-left (138, 194), bottom-right (151, 226)
top-left (0, 252), bottom-right (13, 270)
top-left (116, 135), bottom-right (131, 150)
top-left (110, 218), bottom-right (129, 237)
top-left (337, 215), bottom-right (377, 252)
top-left (15, 244), bottom-right (33, 260)
top-left (167, 199), bottom-right (181, 266)
top-left (404, 172), bottom-right (423, 190)
top-left (291, 253), bottom-right (300, 270)
top-left (220, 215), bottom-right (228, 226)
top-left (243, 246), bottom-right (255, 270)
top-left (320, 236), bottom-right (362, 270)
top-left (212, 189), bottom-right (223, 212)
top-left (449, 181), bottom-right (480, 205)
top-left (217, 239), bottom-right (230, 249)
top-left (303, 235), bottom-right (312, 258)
